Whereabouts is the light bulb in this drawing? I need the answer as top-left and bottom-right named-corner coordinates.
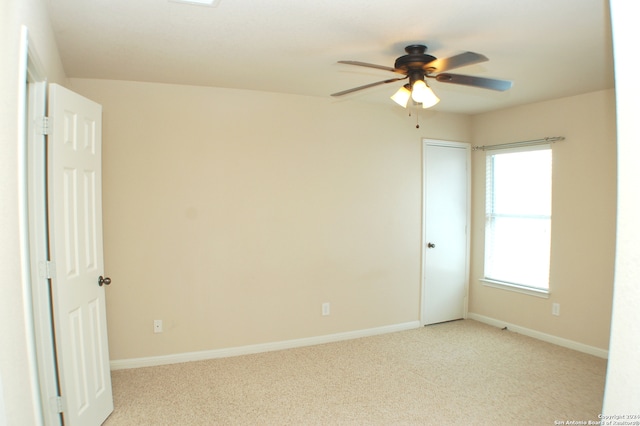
top-left (411, 80), bottom-right (429, 103)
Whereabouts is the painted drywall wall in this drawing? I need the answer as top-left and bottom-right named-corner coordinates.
top-left (0, 0), bottom-right (67, 424)
top-left (468, 89), bottom-right (617, 350)
top-left (603, 0), bottom-right (640, 411)
top-left (69, 78), bottom-right (471, 361)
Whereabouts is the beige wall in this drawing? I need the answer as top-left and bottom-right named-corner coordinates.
top-left (69, 79), bottom-right (617, 361)
top-left (1, 0), bottom-right (67, 424)
top-left (69, 78), bottom-right (471, 360)
top-left (468, 89), bottom-right (617, 350)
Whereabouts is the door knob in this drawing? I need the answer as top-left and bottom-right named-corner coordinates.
top-left (427, 243), bottom-right (436, 248)
top-left (98, 276), bottom-right (111, 286)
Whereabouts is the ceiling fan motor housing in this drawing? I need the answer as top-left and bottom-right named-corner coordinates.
top-left (393, 45), bottom-right (437, 78)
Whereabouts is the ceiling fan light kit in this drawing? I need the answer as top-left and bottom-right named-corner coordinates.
top-left (332, 44), bottom-right (512, 108)
top-left (391, 81), bottom-right (440, 109)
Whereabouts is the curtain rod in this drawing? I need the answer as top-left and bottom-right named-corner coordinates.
top-left (473, 136), bottom-right (565, 151)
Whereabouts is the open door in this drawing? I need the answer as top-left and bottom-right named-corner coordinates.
top-left (48, 83), bottom-right (113, 425)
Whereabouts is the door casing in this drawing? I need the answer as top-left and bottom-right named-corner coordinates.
top-left (21, 27), bottom-right (63, 426)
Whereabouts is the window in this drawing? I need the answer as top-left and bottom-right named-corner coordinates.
top-left (483, 145), bottom-right (552, 293)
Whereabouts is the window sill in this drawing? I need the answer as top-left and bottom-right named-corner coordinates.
top-left (480, 278), bottom-right (550, 299)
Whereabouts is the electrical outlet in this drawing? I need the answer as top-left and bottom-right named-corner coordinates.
top-left (552, 303), bottom-right (560, 316)
top-left (154, 319), bottom-right (163, 333)
top-left (322, 302), bottom-right (330, 316)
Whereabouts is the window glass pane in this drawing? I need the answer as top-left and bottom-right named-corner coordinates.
top-left (491, 150), bottom-right (551, 216)
top-left (485, 216), bottom-right (551, 288)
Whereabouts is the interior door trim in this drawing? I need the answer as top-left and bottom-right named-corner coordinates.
top-left (21, 26), bottom-right (64, 426)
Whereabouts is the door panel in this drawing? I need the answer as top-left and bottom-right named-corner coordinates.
top-left (422, 141), bottom-right (469, 325)
top-left (48, 83), bottom-right (113, 425)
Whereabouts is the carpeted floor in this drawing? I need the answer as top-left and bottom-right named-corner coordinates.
top-left (103, 319), bottom-right (606, 425)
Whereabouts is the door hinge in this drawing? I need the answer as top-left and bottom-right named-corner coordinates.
top-left (40, 116), bottom-right (50, 136)
top-left (56, 396), bottom-right (64, 413)
top-left (40, 260), bottom-right (56, 280)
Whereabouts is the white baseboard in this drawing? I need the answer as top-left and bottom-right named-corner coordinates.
top-left (467, 313), bottom-right (608, 359)
top-left (110, 321), bottom-right (421, 370)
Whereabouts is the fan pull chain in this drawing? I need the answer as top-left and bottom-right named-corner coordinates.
top-left (407, 109), bottom-right (420, 128)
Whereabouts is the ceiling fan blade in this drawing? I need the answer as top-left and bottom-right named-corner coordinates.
top-left (424, 52), bottom-right (488, 73)
top-left (331, 77), bottom-right (407, 97)
top-left (338, 60), bottom-right (396, 73)
top-left (433, 73), bottom-right (513, 91)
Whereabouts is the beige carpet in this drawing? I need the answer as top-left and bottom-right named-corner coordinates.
top-left (103, 320), bottom-right (606, 425)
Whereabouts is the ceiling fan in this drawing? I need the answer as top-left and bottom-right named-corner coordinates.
top-left (331, 44), bottom-right (512, 108)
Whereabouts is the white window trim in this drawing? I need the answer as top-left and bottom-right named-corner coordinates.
top-left (480, 278), bottom-right (550, 298)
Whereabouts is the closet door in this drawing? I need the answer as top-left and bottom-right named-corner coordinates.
top-left (422, 140), bottom-right (470, 325)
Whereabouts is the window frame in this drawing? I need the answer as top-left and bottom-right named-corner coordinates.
top-left (480, 144), bottom-right (552, 298)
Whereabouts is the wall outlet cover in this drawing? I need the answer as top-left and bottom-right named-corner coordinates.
top-left (322, 302), bottom-right (330, 316)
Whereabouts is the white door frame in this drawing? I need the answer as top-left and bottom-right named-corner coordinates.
top-left (420, 138), bottom-right (471, 326)
top-left (19, 27), bottom-right (63, 426)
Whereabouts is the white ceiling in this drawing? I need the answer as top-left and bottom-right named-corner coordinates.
top-left (46, 0), bottom-right (614, 115)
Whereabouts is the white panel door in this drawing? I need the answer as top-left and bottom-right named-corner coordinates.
top-left (48, 83), bottom-right (113, 425)
top-left (422, 140), bottom-right (469, 325)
